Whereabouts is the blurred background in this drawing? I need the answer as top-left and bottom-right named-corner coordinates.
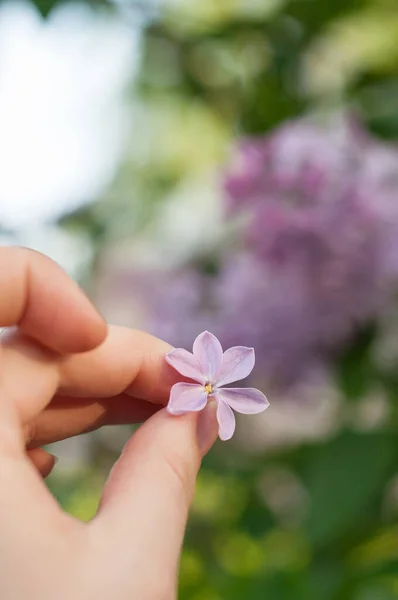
top-left (2, 0), bottom-right (398, 597)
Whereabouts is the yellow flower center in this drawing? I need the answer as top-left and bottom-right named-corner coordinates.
top-left (204, 384), bottom-right (213, 395)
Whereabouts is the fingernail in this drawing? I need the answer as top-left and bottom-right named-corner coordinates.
top-left (197, 400), bottom-right (219, 456)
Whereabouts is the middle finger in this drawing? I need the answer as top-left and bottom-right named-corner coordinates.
top-left (26, 394), bottom-right (160, 448)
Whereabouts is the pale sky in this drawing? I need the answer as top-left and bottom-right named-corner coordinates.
top-left (0, 0), bottom-right (139, 229)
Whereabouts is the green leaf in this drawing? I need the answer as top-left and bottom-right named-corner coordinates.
top-left (29, 0), bottom-right (60, 17)
top-left (336, 324), bottom-right (377, 402)
top-left (240, 72), bottom-right (305, 133)
top-left (302, 432), bottom-right (398, 548)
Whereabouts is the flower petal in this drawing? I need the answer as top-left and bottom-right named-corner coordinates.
top-left (218, 388), bottom-right (269, 414)
top-left (193, 331), bottom-right (223, 383)
top-left (217, 346), bottom-right (255, 387)
top-left (216, 400), bottom-right (236, 441)
top-left (167, 383), bottom-right (208, 415)
top-left (166, 348), bottom-right (205, 384)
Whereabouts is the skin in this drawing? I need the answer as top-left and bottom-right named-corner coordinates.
top-left (0, 246), bottom-right (219, 600)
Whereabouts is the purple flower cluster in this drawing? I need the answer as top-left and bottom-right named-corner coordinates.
top-left (147, 115), bottom-right (398, 386)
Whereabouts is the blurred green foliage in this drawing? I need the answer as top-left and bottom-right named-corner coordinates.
top-left (30, 0), bottom-right (398, 597)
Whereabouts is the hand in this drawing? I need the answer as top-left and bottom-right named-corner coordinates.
top-left (0, 247), bottom-right (218, 600)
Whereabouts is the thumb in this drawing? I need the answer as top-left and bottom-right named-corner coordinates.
top-left (93, 402), bottom-right (218, 594)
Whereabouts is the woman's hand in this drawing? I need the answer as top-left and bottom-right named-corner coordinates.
top-left (0, 246), bottom-right (218, 600)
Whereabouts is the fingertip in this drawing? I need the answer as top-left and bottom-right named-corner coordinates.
top-left (27, 448), bottom-right (57, 479)
top-left (17, 249), bottom-right (108, 354)
top-left (59, 310), bottom-right (108, 354)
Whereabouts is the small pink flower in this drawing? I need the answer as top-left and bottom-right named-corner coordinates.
top-left (166, 331), bottom-right (269, 440)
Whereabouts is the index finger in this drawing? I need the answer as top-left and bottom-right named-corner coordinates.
top-left (0, 246), bottom-right (107, 353)
top-left (58, 326), bottom-right (176, 404)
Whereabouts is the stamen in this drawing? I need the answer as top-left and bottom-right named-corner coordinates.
top-left (204, 384), bottom-right (213, 395)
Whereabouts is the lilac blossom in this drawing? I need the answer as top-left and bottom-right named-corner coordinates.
top-left (166, 331), bottom-right (269, 440)
top-left (141, 115), bottom-right (398, 387)
top-left (224, 115), bottom-right (367, 212)
top-left (222, 115), bottom-right (398, 353)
